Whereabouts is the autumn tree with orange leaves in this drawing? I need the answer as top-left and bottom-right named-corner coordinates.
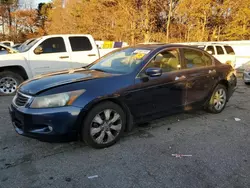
top-left (1, 0), bottom-right (250, 44)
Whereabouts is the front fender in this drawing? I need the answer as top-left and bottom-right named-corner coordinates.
top-left (0, 54), bottom-right (33, 78)
top-left (75, 95), bottom-right (134, 132)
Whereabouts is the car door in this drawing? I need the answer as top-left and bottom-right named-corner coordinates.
top-left (126, 48), bottom-right (187, 118)
top-left (214, 45), bottom-right (228, 64)
top-left (182, 48), bottom-right (217, 105)
top-left (28, 37), bottom-right (71, 76)
top-left (68, 36), bottom-right (99, 68)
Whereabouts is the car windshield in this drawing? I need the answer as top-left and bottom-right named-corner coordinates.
top-left (0, 43), bottom-right (18, 54)
top-left (89, 48), bottom-right (151, 74)
top-left (19, 38), bottom-right (41, 52)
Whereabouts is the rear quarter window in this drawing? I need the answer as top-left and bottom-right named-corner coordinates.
top-left (224, 46), bottom-right (235, 55)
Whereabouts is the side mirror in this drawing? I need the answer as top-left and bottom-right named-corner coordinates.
top-left (145, 67), bottom-right (162, 77)
top-left (34, 46), bottom-right (43, 54)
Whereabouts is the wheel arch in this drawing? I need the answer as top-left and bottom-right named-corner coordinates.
top-left (204, 79), bottom-right (229, 108)
top-left (76, 97), bottom-right (134, 134)
top-left (217, 79), bottom-right (229, 90)
top-left (0, 65), bottom-right (29, 80)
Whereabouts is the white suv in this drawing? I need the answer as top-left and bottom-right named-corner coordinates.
top-left (195, 44), bottom-right (236, 68)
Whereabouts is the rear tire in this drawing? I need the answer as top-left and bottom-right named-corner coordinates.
top-left (81, 101), bottom-right (126, 149)
top-left (0, 71), bottom-right (23, 96)
top-left (206, 84), bottom-right (228, 114)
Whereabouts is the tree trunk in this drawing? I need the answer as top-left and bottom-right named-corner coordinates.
top-left (7, 5), bottom-right (11, 36)
top-left (217, 26), bottom-right (221, 41)
top-left (144, 32), bottom-right (150, 43)
top-left (2, 16), bottom-right (5, 36)
top-left (131, 22), bottom-right (135, 45)
top-left (144, 0), bottom-right (150, 43)
top-left (201, 13), bottom-right (207, 41)
top-left (166, 0), bottom-right (173, 43)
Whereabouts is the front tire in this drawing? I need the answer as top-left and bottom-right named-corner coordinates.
top-left (0, 71), bottom-right (23, 96)
top-left (206, 84), bottom-right (228, 114)
top-left (82, 101), bottom-right (126, 149)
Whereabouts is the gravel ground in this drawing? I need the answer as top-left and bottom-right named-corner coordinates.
top-left (0, 80), bottom-right (250, 188)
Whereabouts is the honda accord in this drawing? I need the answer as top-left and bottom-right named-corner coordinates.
top-left (9, 44), bottom-right (237, 148)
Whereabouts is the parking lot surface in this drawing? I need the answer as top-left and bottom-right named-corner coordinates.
top-left (0, 80), bottom-right (250, 188)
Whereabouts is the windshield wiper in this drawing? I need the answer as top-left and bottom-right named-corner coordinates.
top-left (93, 68), bottom-right (107, 72)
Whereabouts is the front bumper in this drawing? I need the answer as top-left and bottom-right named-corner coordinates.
top-left (9, 104), bottom-right (83, 140)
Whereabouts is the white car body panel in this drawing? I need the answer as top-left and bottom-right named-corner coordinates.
top-left (0, 34), bottom-right (124, 79)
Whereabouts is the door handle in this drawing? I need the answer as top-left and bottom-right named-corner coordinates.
top-left (175, 75), bottom-right (186, 81)
top-left (59, 56), bottom-right (69, 59)
top-left (88, 54), bottom-right (96, 57)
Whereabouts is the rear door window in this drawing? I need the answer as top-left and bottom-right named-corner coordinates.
top-left (69, 37), bottom-right (92, 51)
top-left (183, 49), bottom-right (206, 68)
top-left (202, 53), bottom-right (213, 66)
top-left (216, 46), bottom-right (225, 55)
top-left (224, 46), bottom-right (235, 55)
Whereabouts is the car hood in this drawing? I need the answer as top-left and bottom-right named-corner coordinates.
top-left (19, 68), bottom-right (114, 95)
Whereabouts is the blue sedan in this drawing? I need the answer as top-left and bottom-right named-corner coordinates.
top-left (9, 44), bottom-right (237, 148)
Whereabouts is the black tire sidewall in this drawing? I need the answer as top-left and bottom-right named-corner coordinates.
top-left (208, 84), bottom-right (228, 113)
top-left (0, 71), bottom-right (23, 96)
top-left (82, 101), bottom-right (126, 149)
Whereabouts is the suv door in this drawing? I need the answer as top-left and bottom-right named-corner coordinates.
top-left (29, 37), bottom-right (71, 75)
top-left (214, 45), bottom-right (228, 64)
top-left (182, 48), bottom-right (217, 105)
top-left (128, 48), bottom-right (187, 117)
top-left (68, 36), bottom-right (99, 67)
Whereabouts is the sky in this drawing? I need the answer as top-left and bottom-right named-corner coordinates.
top-left (35, 0), bottom-right (51, 6)
top-left (18, 0), bottom-right (51, 9)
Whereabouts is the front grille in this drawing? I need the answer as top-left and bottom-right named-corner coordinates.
top-left (14, 92), bottom-right (30, 107)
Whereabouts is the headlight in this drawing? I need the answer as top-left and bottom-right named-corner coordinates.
top-left (30, 89), bottom-right (85, 108)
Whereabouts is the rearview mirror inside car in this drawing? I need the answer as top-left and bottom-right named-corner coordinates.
top-left (145, 67), bottom-right (162, 77)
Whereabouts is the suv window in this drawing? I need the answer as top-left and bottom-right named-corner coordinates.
top-left (224, 46), bottom-right (235, 55)
top-left (38, 37), bottom-right (66, 54)
top-left (216, 46), bottom-right (224, 55)
top-left (69, 37), bottom-right (93, 51)
top-left (146, 49), bottom-right (180, 72)
top-left (206, 46), bottom-right (215, 55)
top-left (183, 49), bottom-right (206, 68)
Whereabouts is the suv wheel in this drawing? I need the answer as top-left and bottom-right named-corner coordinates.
top-left (0, 71), bottom-right (23, 96)
top-left (206, 84), bottom-right (228, 113)
top-left (82, 101), bottom-right (126, 149)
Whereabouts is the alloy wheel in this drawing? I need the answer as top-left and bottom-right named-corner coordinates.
top-left (0, 77), bottom-right (18, 94)
top-left (90, 109), bottom-right (123, 144)
top-left (213, 88), bottom-right (226, 111)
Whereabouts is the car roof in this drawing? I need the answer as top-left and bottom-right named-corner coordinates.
top-left (40, 34), bottom-right (93, 39)
top-left (131, 44), bottom-right (202, 51)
